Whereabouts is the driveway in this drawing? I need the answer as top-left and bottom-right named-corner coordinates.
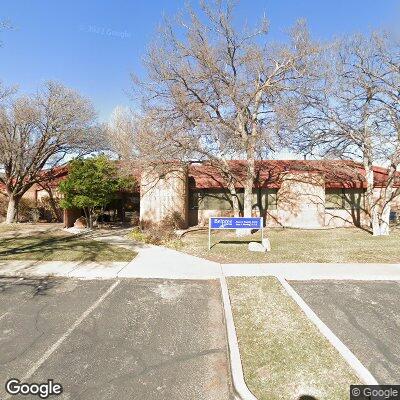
top-left (0, 277), bottom-right (232, 399)
top-left (289, 280), bottom-right (400, 384)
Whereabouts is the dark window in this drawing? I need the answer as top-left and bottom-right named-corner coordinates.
top-left (252, 189), bottom-right (278, 211)
top-left (325, 189), bottom-right (344, 209)
top-left (189, 190), bottom-right (232, 211)
top-left (199, 190), bottom-right (233, 210)
top-left (325, 189), bottom-right (365, 210)
top-left (189, 188), bottom-right (278, 211)
top-left (343, 189), bottom-right (365, 210)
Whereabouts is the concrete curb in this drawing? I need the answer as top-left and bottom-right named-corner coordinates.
top-left (222, 263), bottom-right (400, 281)
top-left (219, 273), bottom-right (258, 400)
top-left (278, 276), bottom-right (378, 385)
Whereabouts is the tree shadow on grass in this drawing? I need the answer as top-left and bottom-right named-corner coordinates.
top-left (0, 234), bottom-right (111, 262)
top-left (209, 240), bottom-right (250, 250)
top-left (210, 239), bottom-right (260, 250)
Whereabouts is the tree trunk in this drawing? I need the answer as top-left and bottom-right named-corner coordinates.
top-left (82, 207), bottom-right (90, 228)
top-left (243, 139), bottom-right (256, 218)
top-left (87, 208), bottom-right (93, 229)
top-left (238, 139), bottom-right (256, 237)
top-left (363, 154), bottom-right (380, 235)
top-left (228, 182), bottom-right (240, 217)
top-left (379, 202), bottom-right (391, 236)
top-left (47, 190), bottom-right (62, 222)
top-left (243, 175), bottom-right (253, 218)
top-left (377, 163), bottom-right (396, 236)
top-left (220, 159), bottom-right (241, 217)
top-left (5, 195), bottom-right (20, 224)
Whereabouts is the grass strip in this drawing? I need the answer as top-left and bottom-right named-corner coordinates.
top-left (228, 276), bottom-right (360, 400)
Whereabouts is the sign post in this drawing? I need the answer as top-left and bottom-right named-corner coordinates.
top-left (208, 217), bottom-right (263, 250)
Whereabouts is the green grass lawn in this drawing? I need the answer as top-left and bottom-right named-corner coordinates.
top-left (228, 277), bottom-right (360, 400)
top-left (178, 227), bottom-right (400, 263)
top-left (0, 228), bottom-right (136, 262)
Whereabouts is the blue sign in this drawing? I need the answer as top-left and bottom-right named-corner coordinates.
top-left (210, 217), bottom-right (262, 230)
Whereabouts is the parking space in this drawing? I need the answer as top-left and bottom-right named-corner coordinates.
top-left (0, 277), bottom-right (232, 400)
top-left (289, 280), bottom-right (400, 384)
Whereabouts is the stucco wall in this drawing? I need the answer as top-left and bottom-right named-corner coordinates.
top-left (324, 209), bottom-right (369, 228)
top-left (193, 174), bottom-right (327, 229)
top-left (140, 166), bottom-right (189, 228)
top-left (142, 167), bottom-right (400, 229)
top-left (277, 172), bottom-right (325, 229)
top-left (22, 186), bottom-right (37, 201)
top-left (391, 194), bottom-right (400, 211)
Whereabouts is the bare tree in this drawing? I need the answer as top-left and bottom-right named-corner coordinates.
top-left (105, 105), bottom-right (145, 166)
top-left (133, 0), bottom-right (319, 218)
top-left (0, 81), bottom-right (97, 223)
top-left (296, 32), bottom-right (400, 235)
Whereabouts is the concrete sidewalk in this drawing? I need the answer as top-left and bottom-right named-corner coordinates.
top-left (0, 228), bottom-right (220, 279)
top-left (2, 258), bottom-right (400, 280)
top-left (88, 227), bottom-right (221, 279)
top-left (0, 260), bottom-right (129, 279)
top-left (1, 227), bottom-right (399, 280)
top-left (119, 245), bottom-right (220, 279)
top-left (86, 227), bottom-right (149, 252)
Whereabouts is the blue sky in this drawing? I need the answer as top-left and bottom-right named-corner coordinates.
top-left (1, 0), bottom-right (399, 122)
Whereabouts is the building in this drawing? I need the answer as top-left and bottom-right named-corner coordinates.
top-left (140, 160), bottom-right (400, 229)
top-left (1, 160), bottom-right (399, 228)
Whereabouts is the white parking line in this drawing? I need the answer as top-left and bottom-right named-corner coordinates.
top-left (3, 280), bottom-right (120, 399)
top-left (278, 277), bottom-right (378, 385)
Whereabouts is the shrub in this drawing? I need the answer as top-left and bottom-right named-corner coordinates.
top-left (164, 238), bottom-right (183, 250)
top-left (0, 196), bottom-right (38, 223)
top-left (161, 211), bottom-right (186, 230)
top-left (130, 223), bottom-right (182, 247)
top-left (130, 227), bottom-right (147, 242)
top-left (130, 211), bottom-right (140, 226)
top-left (17, 198), bottom-right (39, 223)
top-left (37, 196), bottom-right (63, 222)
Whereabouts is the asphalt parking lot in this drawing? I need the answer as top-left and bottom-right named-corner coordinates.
top-left (289, 280), bottom-right (400, 384)
top-left (0, 277), bottom-right (232, 400)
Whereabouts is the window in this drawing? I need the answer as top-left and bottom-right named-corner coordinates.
top-left (325, 189), bottom-right (344, 209)
top-left (343, 189), bottom-right (365, 210)
top-left (325, 189), bottom-right (365, 210)
top-left (252, 189), bottom-right (278, 211)
top-left (190, 189), bottom-right (232, 211)
top-left (189, 188), bottom-right (278, 211)
top-left (200, 190), bottom-right (232, 210)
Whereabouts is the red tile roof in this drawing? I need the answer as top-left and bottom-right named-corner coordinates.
top-left (188, 160), bottom-right (400, 189)
top-left (1, 159), bottom-right (398, 194)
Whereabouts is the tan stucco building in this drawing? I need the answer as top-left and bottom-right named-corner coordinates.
top-left (139, 160), bottom-right (400, 230)
top-left (2, 160), bottom-right (399, 228)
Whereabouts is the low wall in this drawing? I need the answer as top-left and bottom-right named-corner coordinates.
top-left (64, 208), bottom-right (82, 228)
